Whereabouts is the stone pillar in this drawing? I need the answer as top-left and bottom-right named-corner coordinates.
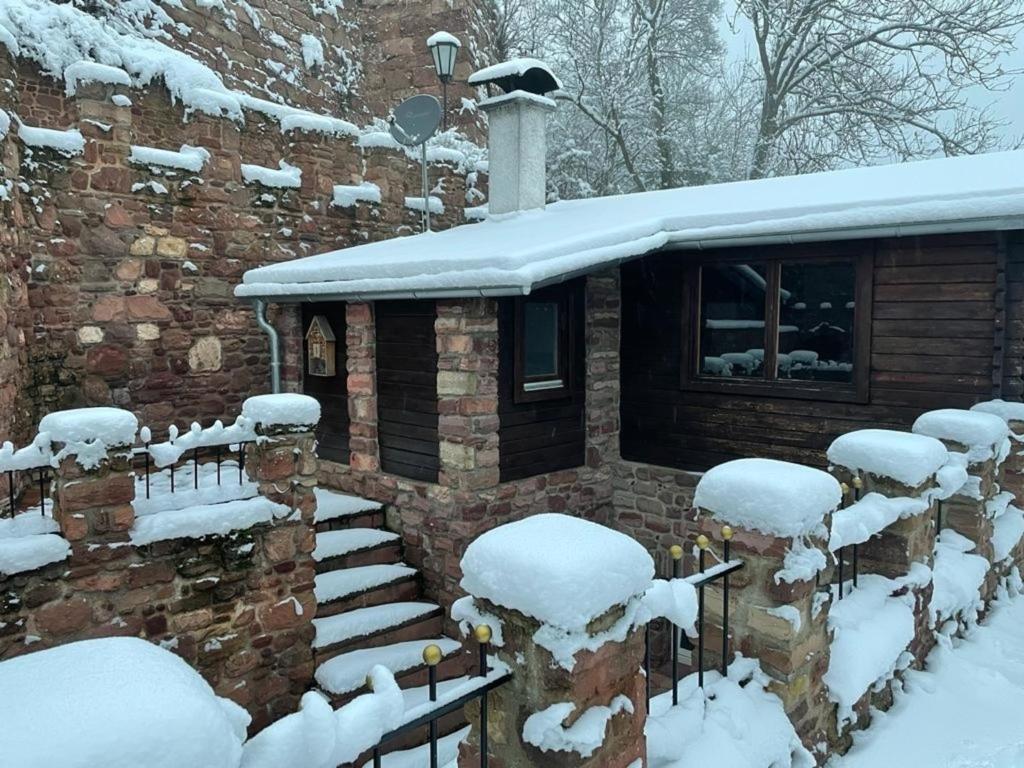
top-left (436, 298), bottom-right (500, 493)
top-left (913, 409), bottom-right (1009, 600)
top-left (584, 270), bottom-right (621, 472)
top-left (239, 393), bottom-right (321, 725)
top-left (970, 401), bottom-right (1024, 575)
top-left (458, 515), bottom-right (649, 768)
top-left (42, 407), bottom-right (138, 548)
top-left (826, 429), bottom-right (948, 666)
top-left (346, 302), bottom-right (379, 472)
top-left (692, 459), bottom-right (837, 753)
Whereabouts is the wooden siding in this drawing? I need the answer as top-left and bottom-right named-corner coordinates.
top-left (498, 280), bottom-right (587, 481)
top-left (301, 303), bottom-right (350, 465)
top-left (1002, 231), bottom-right (1024, 398)
top-left (620, 233), bottom-right (1004, 472)
top-left (375, 300), bottom-right (440, 482)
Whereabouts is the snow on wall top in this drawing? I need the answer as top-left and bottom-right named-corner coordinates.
top-left (827, 429), bottom-right (949, 487)
top-left (17, 122), bottom-right (85, 156)
top-left (971, 399), bottom-right (1024, 426)
top-left (912, 409), bottom-right (1010, 461)
top-left (129, 144), bottom-right (211, 173)
top-left (468, 57), bottom-right (562, 90)
top-left (694, 458), bottom-right (840, 538)
top-left (0, 637), bottom-right (250, 768)
top-left (459, 513), bottom-right (655, 632)
top-left (237, 150), bottom-right (1024, 301)
top-left (241, 393), bottom-right (321, 428)
top-left (38, 407), bottom-right (138, 447)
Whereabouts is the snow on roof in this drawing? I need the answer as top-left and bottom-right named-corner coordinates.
top-left (468, 57), bottom-right (562, 91)
top-left (236, 151), bottom-right (1024, 302)
top-left (0, 637), bottom-right (250, 768)
top-left (459, 513), bottom-right (654, 632)
top-left (827, 429), bottom-right (949, 488)
top-left (695, 458), bottom-right (840, 539)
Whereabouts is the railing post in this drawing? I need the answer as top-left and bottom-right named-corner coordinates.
top-left (696, 534), bottom-right (708, 689)
top-left (424, 644), bottom-right (441, 768)
top-left (721, 525), bottom-right (732, 676)
top-left (670, 543), bottom-right (682, 704)
top-left (475, 625), bottom-right (492, 768)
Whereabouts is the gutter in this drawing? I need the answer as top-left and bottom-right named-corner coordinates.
top-left (252, 298), bottom-right (281, 393)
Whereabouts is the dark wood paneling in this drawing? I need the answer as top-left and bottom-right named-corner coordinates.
top-left (376, 300), bottom-right (439, 483)
top-left (498, 280), bottom-right (586, 482)
top-left (302, 303), bottom-right (349, 465)
top-left (620, 233), bottom-right (1006, 472)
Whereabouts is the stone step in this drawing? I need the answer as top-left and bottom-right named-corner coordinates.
top-left (313, 602), bottom-right (444, 660)
top-left (314, 563), bottom-right (420, 605)
top-left (315, 573), bottom-right (419, 618)
top-left (314, 539), bottom-right (403, 573)
top-left (315, 637), bottom-right (464, 698)
top-left (314, 528), bottom-right (401, 562)
top-left (316, 510), bottom-right (385, 534)
top-left (314, 488), bottom-right (383, 527)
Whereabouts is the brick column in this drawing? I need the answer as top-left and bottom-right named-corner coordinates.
top-left (239, 393), bottom-right (320, 725)
top-left (346, 302), bottom-right (379, 472)
top-left (693, 461), bottom-right (836, 753)
top-left (584, 270), bottom-right (621, 470)
top-left (827, 429), bottom-right (947, 666)
top-left (458, 515), bottom-right (648, 768)
top-left (913, 409), bottom-right (1009, 601)
top-left (435, 299), bottom-right (500, 492)
top-left (43, 407), bottom-right (138, 548)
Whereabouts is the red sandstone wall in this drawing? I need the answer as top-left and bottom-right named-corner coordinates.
top-left (0, 0), bottom-right (493, 442)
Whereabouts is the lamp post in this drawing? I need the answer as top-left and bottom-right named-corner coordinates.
top-left (427, 31), bottom-right (461, 130)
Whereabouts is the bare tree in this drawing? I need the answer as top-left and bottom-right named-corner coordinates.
top-left (735, 0), bottom-right (1024, 178)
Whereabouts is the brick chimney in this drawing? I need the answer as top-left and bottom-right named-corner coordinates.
top-left (470, 59), bottom-right (561, 216)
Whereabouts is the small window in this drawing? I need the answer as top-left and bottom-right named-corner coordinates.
top-left (515, 289), bottom-right (571, 402)
top-left (684, 246), bottom-right (872, 402)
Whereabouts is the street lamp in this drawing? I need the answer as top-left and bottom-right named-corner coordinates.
top-left (427, 31), bottom-right (461, 129)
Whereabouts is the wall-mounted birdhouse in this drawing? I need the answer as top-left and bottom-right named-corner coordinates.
top-left (305, 315), bottom-right (336, 377)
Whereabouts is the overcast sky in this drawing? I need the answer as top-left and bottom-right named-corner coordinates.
top-left (718, 5), bottom-right (1024, 144)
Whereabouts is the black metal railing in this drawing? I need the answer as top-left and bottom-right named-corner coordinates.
top-left (133, 422), bottom-right (254, 503)
top-left (834, 477), bottom-right (862, 600)
top-left (3, 464), bottom-right (50, 518)
top-left (370, 624), bottom-right (510, 768)
top-left (645, 528), bottom-right (745, 710)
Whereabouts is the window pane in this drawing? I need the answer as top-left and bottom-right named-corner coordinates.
top-left (777, 261), bottom-right (855, 382)
top-left (524, 301), bottom-right (560, 379)
top-left (699, 263), bottom-right (768, 378)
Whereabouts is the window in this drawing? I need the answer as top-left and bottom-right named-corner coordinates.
top-left (515, 287), bottom-right (572, 402)
top-left (683, 246), bottom-right (872, 401)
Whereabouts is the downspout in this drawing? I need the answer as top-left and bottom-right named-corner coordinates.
top-left (253, 299), bottom-right (281, 393)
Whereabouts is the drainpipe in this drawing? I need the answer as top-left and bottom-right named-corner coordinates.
top-left (252, 299), bottom-right (281, 393)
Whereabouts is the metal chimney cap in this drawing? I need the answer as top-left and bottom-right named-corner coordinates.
top-left (468, 57), bottom-right (561, 95)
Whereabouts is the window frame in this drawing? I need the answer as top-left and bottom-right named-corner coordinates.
top-left (514, 286), bottom-right (574, 404)
top-left (680, 242), bottom-right (874, 404)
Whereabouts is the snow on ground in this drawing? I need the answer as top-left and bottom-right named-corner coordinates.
top-left (0, 638), bottom-right (250, 768)
top-left (647, 657), bottom-right (814, 768)
top-left (824, 574), bottom-right (917, 727)
top-left (832, 587), bottom-right (1024, 768)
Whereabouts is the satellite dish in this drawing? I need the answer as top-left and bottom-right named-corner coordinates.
top-left (389, 94), bottom-right (443, 147)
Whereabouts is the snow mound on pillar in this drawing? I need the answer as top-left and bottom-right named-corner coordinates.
top-left (827, 429), bottom-right (948, 487)
top-left (242, 393), bottom-right (321, 428)
top-left (459, 513), bottom-right (655, 631)
top-left (970, 399), bottom-right (1024, 429)
top-left (0, 637), bottom-right (250, 768)
top-left (38, 406), bottom-right (138, 447)
top-left (694, 458), bottom-right (840, 538)
top-left (913, 409), bottom-right (1010, 463)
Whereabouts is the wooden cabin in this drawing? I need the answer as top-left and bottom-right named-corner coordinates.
top-left (236, 141), bottom-right (1024, 606)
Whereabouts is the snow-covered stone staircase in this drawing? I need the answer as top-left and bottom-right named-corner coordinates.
top-left (311, 489), bottom-right (471, 762)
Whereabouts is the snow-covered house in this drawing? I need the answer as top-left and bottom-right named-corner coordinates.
top-left (235, 58), bottom-right (1024, 604)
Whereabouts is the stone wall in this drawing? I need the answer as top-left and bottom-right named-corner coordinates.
top-left (0, 405), bottom-right (319, 732)
top-left (0, 0), bottom-right (493, 453)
